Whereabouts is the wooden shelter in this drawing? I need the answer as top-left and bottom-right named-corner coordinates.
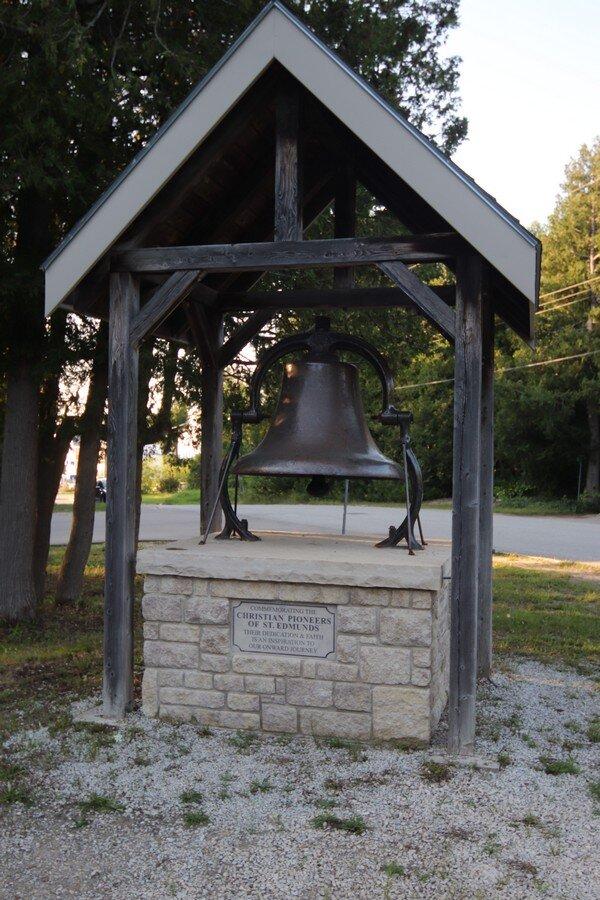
top-left (43, 2), bottom-right (540, 754)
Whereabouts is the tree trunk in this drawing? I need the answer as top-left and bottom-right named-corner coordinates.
top-left (33, 424), bottom-right (73, 600)
top-left (585, 400), bottom-right (600, 495)
top-left (56, 324), bottom-right (109, 603)
top-left (0, 363), bottom-right (39, 620)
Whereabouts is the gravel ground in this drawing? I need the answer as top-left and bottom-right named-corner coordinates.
top-left (1, 660), bottom-right (599, 899)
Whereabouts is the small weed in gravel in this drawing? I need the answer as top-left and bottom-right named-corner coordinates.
top-left (497, 751), bottom-right (511, 769)
top-left (421, 761), bottom-right (453, 784)
top-left (314, 798), bottom-right (336, 810)
top-left (521, 814), bottom-right (542, 827)
top-left (539, 755), bottom-right (580, 776)
top-left (0, 786), bottom-right (32, 806)
top-left (196, 726), bottom-right (212, 738)
top-left (323, 737), bottom-right (365, 761)
top-left (587, 718), bottom-right (600, 743)
top-left (312, 813), bottom-right (367, 835)
top-left (228, 730), bottom-right (257, 751)
top-left (589, 780), bottom-right (600, 804)
top-left (483, 834), bottom-right (501, 856)
top-left (382, 863), bottom-right (406, 877)
top-left (133, 755), bottom-right (150, 766)
top-left (0, 761), bottom-right (25, 781)
top-left (324, 777), bottom-right (345, 792)
top-left (521, 733), bottom-right (538, 748)
top-left (564, 720), bottom-right (581, 734)
top-left (180, 790), bottom-right (203, 804)
top-left (249, 779), bottom-right (272, 795)
top-left (78, 794), bottom-right (124, 814)
top-left (275, 734), bottom-right (293, 746)
top-left (503, 712), bottom-right (523, 732)
top-left (183, 810), bottom-right (210, 827)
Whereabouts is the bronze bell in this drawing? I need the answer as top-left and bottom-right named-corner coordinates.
top-left (232, 354), bottom-right (403, 490)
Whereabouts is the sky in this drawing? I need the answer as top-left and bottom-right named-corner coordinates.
top-left (445, 0), bottom-right (600, 229)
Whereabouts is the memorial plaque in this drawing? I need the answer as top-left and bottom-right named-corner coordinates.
top-left (231, 601), bottom-right (335, 658)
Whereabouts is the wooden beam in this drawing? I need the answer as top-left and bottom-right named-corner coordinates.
top-left (333, 162), bottom-right (356, 290)
top-left (275, 86), bottom-right (302, 242)
top-left (218, 310), bottom-right (273, 368)
top-left (104, 272), bottom-right (139, 718)
top-left (129, 270), bottom-right (200, 346)
top-left (478, 287), bottom-right (495, 677)
top-left (186, 301), bottom-right (218, 370)
top-left (448, 252), bottom-right (483, 755)
top-left (199, 311), bottom-right (224, 536)
top-left (216, 285), bottom-right (454, 313)
top-left (378, 260), bottom-right (456, 342)
top-left (113, 233), bottom-right (461, 275)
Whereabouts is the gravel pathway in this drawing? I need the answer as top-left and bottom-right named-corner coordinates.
top-left (2, 660), bottom-right (599, 899)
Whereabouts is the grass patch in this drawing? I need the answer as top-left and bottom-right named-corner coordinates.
top-left (249, 778), bottom-right (272, 794)
top-left (539, 755), bottom-right (581, 776)
top-left (180, 790), bottom-right (203, 804)
top-left (382, 862), bottom-right (406, 877)
top-left (497, 751), bottom-right (512, 769)
top-left (0, 543), bottom-right (144, 741)
top-left (183, 810), bottom-right (210, 827)
top-left (0, 785), bottom-right (32, 805)
top-left (493, 557), bottom-right (600, 669)
top-left (587, 718), bottom-right (600, 743)
top-left (77, 793), bottom-right (124, 814)
top-left (312, 813), bottom-right (367, 835)
top-left (228, 730), bottom-right (258, 751)
top-left (420, 760), bottom-right (453, 783)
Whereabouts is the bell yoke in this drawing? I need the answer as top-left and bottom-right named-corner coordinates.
top-left (202, 317), bottom-right (424, 552)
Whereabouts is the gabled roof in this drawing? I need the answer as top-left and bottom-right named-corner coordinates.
top-left (43, 0), bottom-right (540, 337)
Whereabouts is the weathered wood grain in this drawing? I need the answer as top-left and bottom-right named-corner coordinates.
top-left (216, 284), bottom-right (455, 313)
top-left (275, 86), bottom-right (302, 242)
top-left (448, 252), bottom-right (483, 755)
top-left (104, 272), bottom-right (139, 718)
top-left (113, 232), bottom-right (460, 274)
top-left (478, 287), bottom-right (495, 677)
top-left (378, 259), bottom-right (456, 341)
top-left (130, 270), bottom-right (201, 346)
top-left (199, 311), bottom-right (224, 536)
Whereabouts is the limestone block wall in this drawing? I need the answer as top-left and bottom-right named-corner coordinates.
top-left (141, 573), bottom-right (450, 745)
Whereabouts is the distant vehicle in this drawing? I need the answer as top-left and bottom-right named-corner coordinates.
top-left (95, 479), bottom-right (107, 502)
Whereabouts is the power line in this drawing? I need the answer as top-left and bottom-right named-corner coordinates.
top-left (536, 295), bottom-right (594, 315)
top-left (397, 348), bottom-right (600, 392)
top-left (540, 274), bottom-right (600, 301)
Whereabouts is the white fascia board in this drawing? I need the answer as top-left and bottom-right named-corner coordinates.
top-left (272, 8), bottom-right (537, 305)
top-left (44, 11), bottom-right (277, 315)
top-left (45, 3), bottom-right (538, 317)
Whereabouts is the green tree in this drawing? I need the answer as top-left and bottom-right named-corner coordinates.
top-left (0, 0), bottom-right (466, 620)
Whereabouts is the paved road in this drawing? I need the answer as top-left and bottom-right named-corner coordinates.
top-left (50, 503), bottom-right (599, 561)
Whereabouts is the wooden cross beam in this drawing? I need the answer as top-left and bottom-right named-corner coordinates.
top-left (378, 260), bottom-right (456, 342)
top-left (218, 310), bottom-right (273, 368)
top-left (129, 270), bottom-right (201, 347)
top-left (215, 284), bottom-right (455, 313)
top-left (112, 232), bottom-right (461, 275)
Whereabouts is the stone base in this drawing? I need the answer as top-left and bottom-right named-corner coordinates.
top-left (137, 533), bottom-right (451, 745)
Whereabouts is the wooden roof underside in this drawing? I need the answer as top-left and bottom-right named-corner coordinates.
top-left (66, 65), bottom-right (532, 342)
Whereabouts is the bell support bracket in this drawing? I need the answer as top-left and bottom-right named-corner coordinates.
top-left (209, 318), bottom-right (424, 549)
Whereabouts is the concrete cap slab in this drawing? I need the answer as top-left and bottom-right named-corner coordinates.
top-left (137, 532), bottom-right (451, 591)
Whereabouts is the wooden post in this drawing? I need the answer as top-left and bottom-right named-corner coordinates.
top-left (104, 272), bottom-right (139, 718)
top-left (275, 86), bottom-right (302, 242)
top-left (334, 162), bottom-right (356, 290)
top-left (478, 288), bottom-right (494, 677)
top-left (448, 252), bottom-right (483, 755)
top-left (200, 310), bottom-right (224, 536)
